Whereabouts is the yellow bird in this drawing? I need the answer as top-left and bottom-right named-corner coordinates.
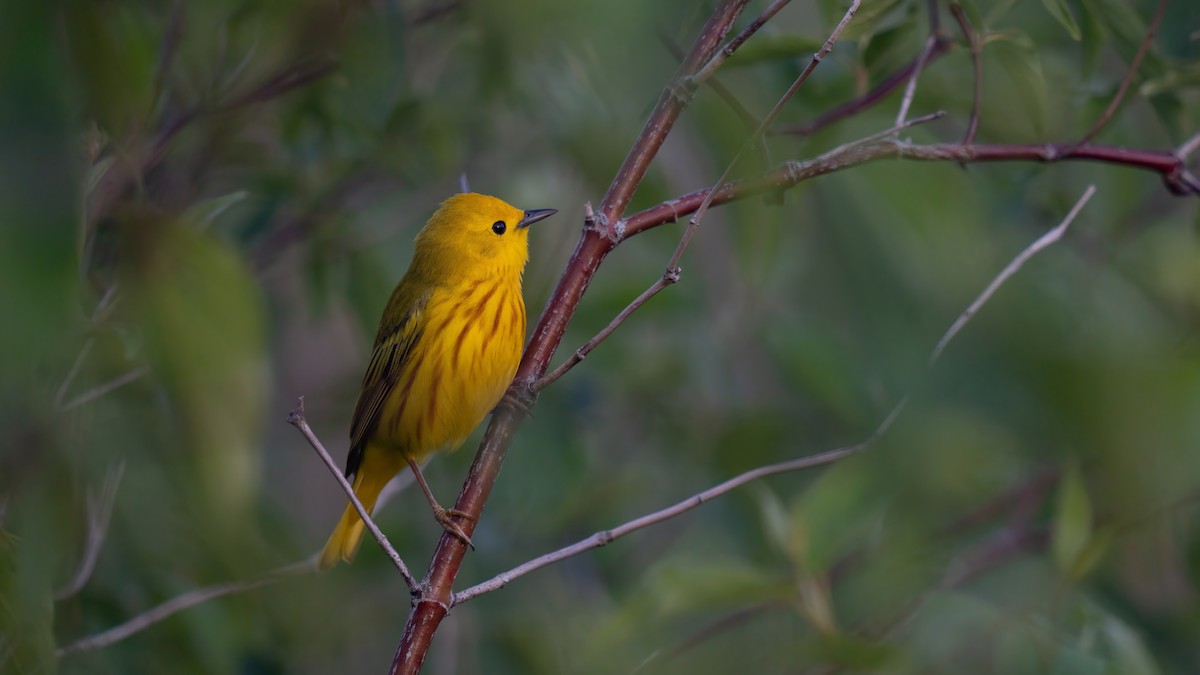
top-left (319, 193), bottom-right (556, 569)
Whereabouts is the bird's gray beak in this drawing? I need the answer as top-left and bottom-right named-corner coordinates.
top-left (517, 208), bottom-right (557, 229)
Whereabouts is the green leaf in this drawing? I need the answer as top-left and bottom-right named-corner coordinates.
top-left (1052, 464), bottom-right (1093, 580)
top-left (649, 559), bottom-right (791, 618)
top-left (1041, 0), bottom-right (1082, 40)
top-left (991, 33), bottom-right (1049, 137)
top-left (182, 191), bottom-right (249, 229)
top-left (1102, 614), bottom-right (1162, 675)
top-left (795, 572), bottom-right (838, 635)
top-left (755, 486), bottom-right (797, 563)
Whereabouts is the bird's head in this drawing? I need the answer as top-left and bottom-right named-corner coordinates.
top-left (414, 193), bottom-right (557, 277)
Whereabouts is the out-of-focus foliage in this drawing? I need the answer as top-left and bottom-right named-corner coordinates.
top-left (0, 0), bottom-right (1197, 673)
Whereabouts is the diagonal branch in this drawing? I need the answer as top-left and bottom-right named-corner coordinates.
top-left (949, 3), bottom-right (982, 144)
top-left (1072, 0), bottom-right (1168, 148)
top-left (54, 463), bottom-right (126, 601)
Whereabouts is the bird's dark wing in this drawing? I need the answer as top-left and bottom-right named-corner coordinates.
top-left (344, 284), bottom-right (429, 479)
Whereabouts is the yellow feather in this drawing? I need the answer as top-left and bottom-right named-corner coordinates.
top-left (319, 193), bottom-right (553, 569)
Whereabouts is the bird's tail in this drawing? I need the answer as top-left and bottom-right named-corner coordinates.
top-left (318, 463), bottom-right (394, 570)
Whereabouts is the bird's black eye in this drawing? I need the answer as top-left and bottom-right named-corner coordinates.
top-left (492, 220), bottom-right (506, 235)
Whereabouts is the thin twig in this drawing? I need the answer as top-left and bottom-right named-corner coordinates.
top-left (287, 397), bottom-right (416, 589)
top-left (59, 366), bottom-right (151, 412)
top-left (1073, 0), bottom-right (1167, 148)
top-left (452, 185), bottom-right (1094, 607)
top-left (660, 33), bottom-right (770, 175)
top-left (692, 0), bottom-right (795, 86)
top-left (1176, 130), bottom-right (1200, 161)
top-left (54, 339), bottom-right (95, 410)
top-left (949, 3), bottom-right (982, 144)
top-left (930, 185), bottom-right (1096, 362)
top-left (533, 268), bottom-right (680, 392)
top-left (672, 0), bottom-right (862, 273)
top-left (895, 33), bottom-right (941, 127)
top-left (774, 37), bottom-right (953, 137)
top-left (451, 446), bottom-right (859, 606)
top-left (54, 462), bottom-right (126, 601)
top-left (56, 559), bottom-right (313, 657)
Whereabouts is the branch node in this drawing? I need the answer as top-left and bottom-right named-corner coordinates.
top-left (286, 396), bottom-right (305, 425)
top-left (667, 76), bottom-right (698, 106)
top-left (663, 266), bottom-right (682, 284)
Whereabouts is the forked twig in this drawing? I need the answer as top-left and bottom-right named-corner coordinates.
top-left (534, 268), bottom-right (680, 391)
top-left (452, 186), bottom-right (1096, 606)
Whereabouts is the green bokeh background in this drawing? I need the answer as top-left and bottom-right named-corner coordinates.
top-left (2, 0), bottom-right (1199, 673)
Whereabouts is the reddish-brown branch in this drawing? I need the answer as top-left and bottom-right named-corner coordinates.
top-left (388, 3), bottom-right (752, 672)
top-left (598, 0), bottom-right (752, 229)
top-left (1073, 0), bottom-right (1167, 148)
top-left (623, 140), bottom-right (1194, 241)
top-left (949, 3), bottom-right (982, 144)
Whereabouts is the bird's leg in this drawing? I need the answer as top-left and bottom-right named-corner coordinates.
top-left (406, 457), bottom-right (475, 550)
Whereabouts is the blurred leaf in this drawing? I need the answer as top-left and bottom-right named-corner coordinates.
top-left (861, 12), bottom-right (918, 75)
top-left (755, 486), bottom-right (796, 564)
top-left (121, 215), bottom-right (267, 527)
top-left (792, 463), bottom-right (880, 572)
top-left (794, 572), bottom-right (838, 635)
top-left (649, 559), bottom-right (791, 619)
top-left (63, 4), bottom-right (158, 136)
top-left (1052, 464), bottom-right (1094, 581)
top-left (1041, 0), bottom-right (1083, 40)
top-left (182, 191), bottom-right (249, 229)
top-left (1101, 614), bottom-right (1162, 675)
top-left (806, 633), bottom-right (899, 669)
top-left (991, 33), bottom-right (1049, 136)
top-left (836, 0), bottom-right (908, 41)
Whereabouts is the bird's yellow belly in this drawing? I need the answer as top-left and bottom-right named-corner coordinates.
top-left (378, 283), bottom-right (524, 460)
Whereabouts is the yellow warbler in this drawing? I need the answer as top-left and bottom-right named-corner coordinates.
top-left (319, 193), bottom-right (556, 569)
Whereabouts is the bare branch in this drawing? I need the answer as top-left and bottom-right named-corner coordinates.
top-left (930, 185), bottom-right (1096, 363)
top-left (451, 185), bottom-right (1094, 606)
top-left (533, 268), bottom-right (680, 392)
top-left (56, 559), bottom-right (313, 657)
top-left (54, 463), bottom-right (126, 601)
top-left (895, 34), bottom-right (941, 127)
top-left (692, 0), bottom-right (795, 86)
top-left (949, 3), bottom-right (982, 144)
top-left (451, 446), bottom-right (858, 606)
top-left (1073, 0), bottom-right (1168, 147)
top-left (287, 397), bottom-right (416, 589)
